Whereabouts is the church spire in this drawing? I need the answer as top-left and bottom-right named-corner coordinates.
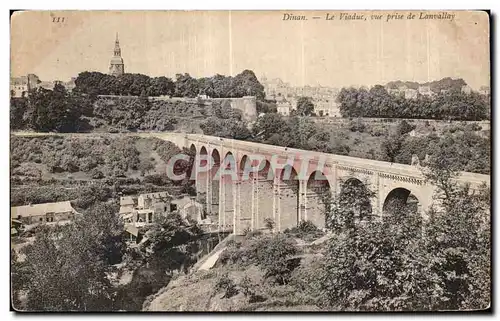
top-left (114, 32), bottom-right (121, 57)
top-left (109, 32), bottom-right (125, 76)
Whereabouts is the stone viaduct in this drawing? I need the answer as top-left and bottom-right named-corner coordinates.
top-left (144, 132), bottom-right (491, 235)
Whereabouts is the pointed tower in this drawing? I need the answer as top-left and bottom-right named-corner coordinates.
top-left (109, 33), bottom-right (125, 76)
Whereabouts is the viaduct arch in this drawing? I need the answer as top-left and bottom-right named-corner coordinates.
top-left (160, 133), bottom-right (489, 235)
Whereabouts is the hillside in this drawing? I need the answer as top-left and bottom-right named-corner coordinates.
top-left (10, 135), bottom-right (196, 208)
top-left (144, 225), bottom-right (328, 312)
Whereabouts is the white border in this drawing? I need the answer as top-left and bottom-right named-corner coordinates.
top-left (1, 1), bottom-right (497, 320)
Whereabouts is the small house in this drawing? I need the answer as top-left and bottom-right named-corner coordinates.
top-left (11, 201), bottom-right (77, 225)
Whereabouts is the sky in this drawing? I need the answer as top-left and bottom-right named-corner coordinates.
top-left (11, 10), bottom-right (490, 89)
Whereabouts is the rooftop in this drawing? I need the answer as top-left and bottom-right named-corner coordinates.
top-left (11, 201), bottom-right (75, 219)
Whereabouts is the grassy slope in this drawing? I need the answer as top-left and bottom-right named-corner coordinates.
top-left (144, 234), bottom-right (326, 312)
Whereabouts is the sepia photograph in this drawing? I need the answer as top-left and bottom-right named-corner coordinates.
top-left (9, 10), bottom-right (491, 312)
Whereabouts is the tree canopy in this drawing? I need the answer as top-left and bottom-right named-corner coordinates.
top-left (73, 70), bottom-right (265, 100)
top-left (337, 86), bottom-right (490, 121)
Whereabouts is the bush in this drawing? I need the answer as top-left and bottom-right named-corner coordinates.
top-left (284, 220), bottom-right (324, 241)
top-left (397, 120), bottom-right (416, 135)
top-left (255, 235), bottom-right (298, 285)
top-left (348, 118), bottom-right (366, 133)
top-left (90, 168), bottom-right (104, 179)
top-left (214, 273), bottom-right (238, 298)
top-left (239, 275), bottom-right (254, 297)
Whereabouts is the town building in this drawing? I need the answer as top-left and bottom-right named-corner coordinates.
top-left (479, 85), bottom-right (490, 96)
top-left (404, 88), bottom-right (418, 99)
top-left (109, 33), bottom-right (125, 76)
top-left (120, 191), bottom-right (173, 227)
top-left (277, 101), bottom-right (292, 116)
top-left (314, 100), bottom-right (341, 117)
top-left (119, 196), bottom-right (135, 216)
top-left (10, 74), bottom-right (75, 97)
top-left (461, 85), bottom-right (472, 94)
top-left (387, 88), bottom-right (402, 96)
top-left (10, 74), bottom-right (40, 97)
top-left (124, 224), bottom-right (142, 243)
top-left (260, 77), bottom-right (340, 109)
top-left (11, 201), bottom-right (78, 225)
top-left (171, 195), bottom-right (206, 223)
top-left (418, 85), bottom-right (433, 97)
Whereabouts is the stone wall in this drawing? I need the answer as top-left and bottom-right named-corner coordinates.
top-left (209, 96), bottom-right (257, 122)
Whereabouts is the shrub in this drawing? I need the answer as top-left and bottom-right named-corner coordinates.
top-left (255, 235), bottom-right (298, 285)
top-left (466, 123), bottom-right (482, 131)
top-left (239, 275), bottom-right (254, 297)
top-left (348, 118), bottom-right (366, 133)
top-left (242, 226), bottom-right (252, 236)
top-left (214, 273), bottom-right (238, 298)
top-left (90, 168), bottom-right (104, 179)
top-left (284, 220), bottom-right (324, 241)
top-left (369, 125), bottom-right (387, 137)
top-left (397, 120), bottom-right (417, 135)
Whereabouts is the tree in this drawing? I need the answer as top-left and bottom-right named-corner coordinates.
top-left (173, 73), bottom-right (199, 98)
top-left (396, 120), bottom-right (416, 135)
top-left (74, 71), bottom-right (108, 96)
top-left (252, 113), bottom-right (289, 141)
top-left (336, 79), bottom-right (490, 120)
top-left (317, 216), bottom-right (435, 311)
top-left (313, 151), bottom-right (490, 311)
top-left (18, 203), bottom-right (124, 311)
top-left (10, 96), bottom-right (27, 130)
top-left (381, 134), bottom-right (403, 163)
top-left (148, 76), bottom-right (174, 96)
top-left (296, 96), bottom-right (315, 116)
top-left (231, 70), bottom-right (265, 100)
top-left (422, 156), bottom-right (490, 310)
top-left (200, 117), bottom-right (251, 140)
top-left (29, 84), bottom-right (82, 132)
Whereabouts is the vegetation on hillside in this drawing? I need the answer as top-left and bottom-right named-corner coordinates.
top-left (11, 204), bottom-right (205, 311)
top-left (337, 85), bottom-right (489, 120)
top-left (10, 136), bottom-right (196, 208)
top-left (144, 157), bottom-right (490, 312)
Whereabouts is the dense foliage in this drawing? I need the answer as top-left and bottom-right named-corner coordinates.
top-left (10, 136), bottom-right (196, 207)
top-left (12, 205), bottom-right (206, 311)
top-left (251, 114), bottom-right (335, 153)
top-left (314, 161), bottom-right (490, 311)
top-left (73, 69), bottom-right (265, 100)
top-left (219, 234), bottom-right (299, 285)
top-left (337, 85), bottom-right (490, 120)
top-left (380, 123), bottom-right (490, 174)
top-left (294, 97), bottom-right (315, 116)
top-left (386, 77), bottom-right (468, 92)
top-left (14, 84), bottom-right (93, 132)
top-left (15, 203), bottom-right (124, 311)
